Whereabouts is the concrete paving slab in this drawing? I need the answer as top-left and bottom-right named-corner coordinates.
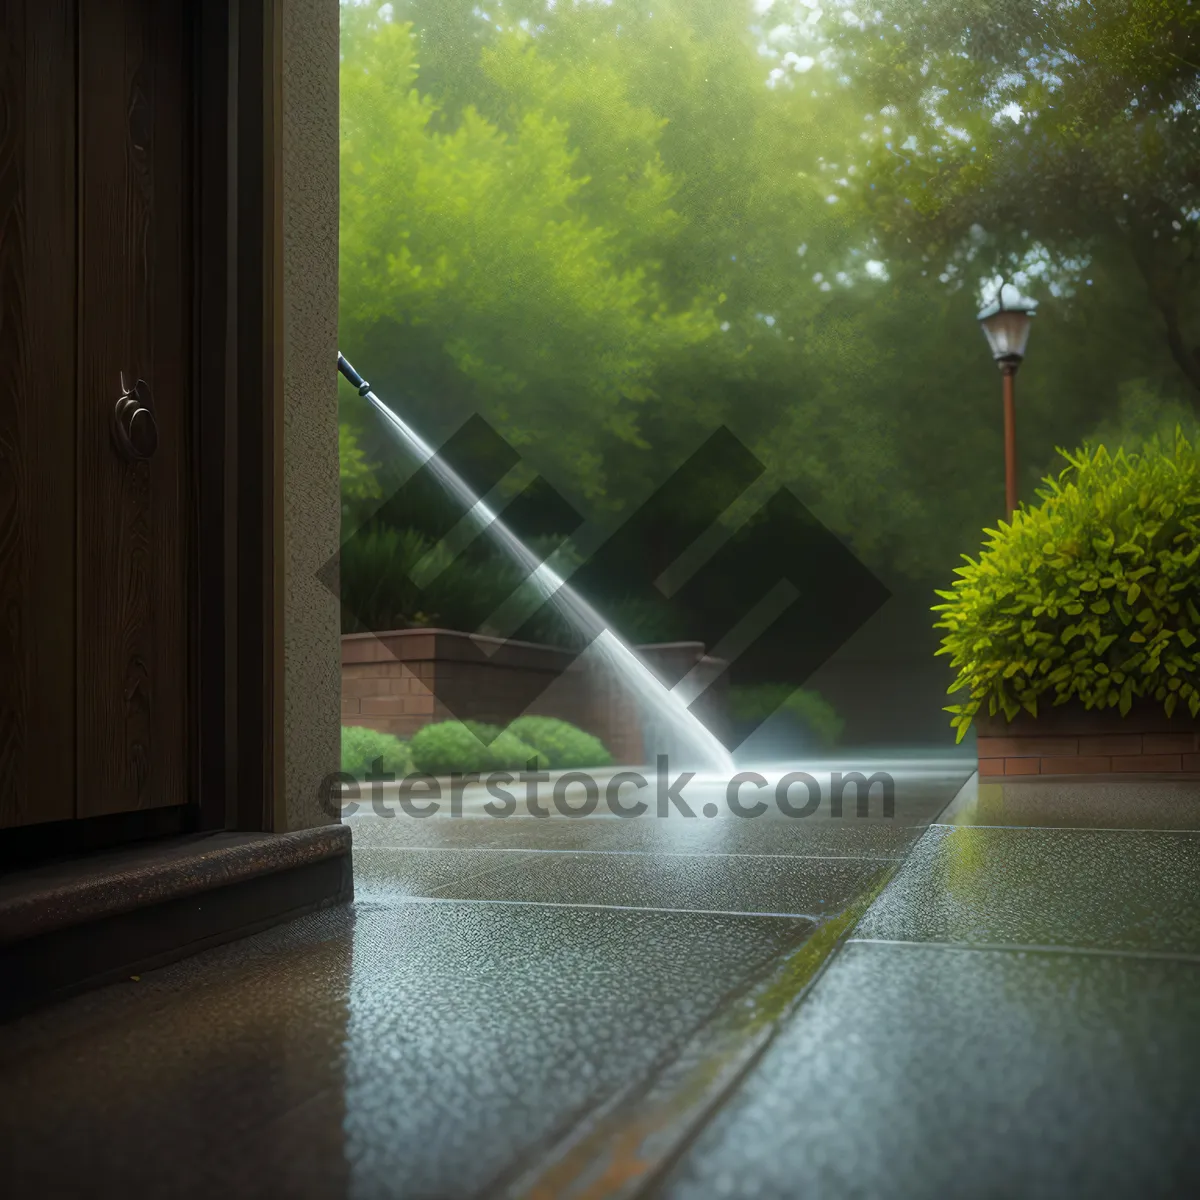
top-left (350, 845), bottom-right (540, 899)
top-left (0, 902), bottom-right (814, 1200)
top-left (568, 815), bottom-right (923, 859)
top-left (344, 764), bottom-right (971, 828)
top-left (661, 941), bottom-right (1200, 1200)
top-left (0, 761), bottom-right (972, 1199)
top-left (348, 811), bottom-right (923, 858)
top-left (435, 850), bottom-right (894, 917)
top-left (941, 774), bottom-right (1200, 830)
top-left (345, 812), bottom-right (519, 848)
top-left (856, 824), bottom-right (1200, 955)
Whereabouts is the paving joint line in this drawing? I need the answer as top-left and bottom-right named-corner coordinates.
top-left (847, 937), bottom-right (1200, 964)
top-left (931, 822), bottom-right (1200, 834)
top-left (353, 846), bottom-right (904, 862)
top-left (393, 896), bottom-right (822, 920)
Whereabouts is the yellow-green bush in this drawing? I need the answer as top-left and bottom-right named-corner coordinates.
top-left (934, 433), bottom-right (1200, 741)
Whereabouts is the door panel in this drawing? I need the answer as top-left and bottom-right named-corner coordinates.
top-left (77, 0), bottom-right (190, 817)
top-left (0, 0), bottom-right (78, 828)
top-left (0, 0), bottom-right (192, 829)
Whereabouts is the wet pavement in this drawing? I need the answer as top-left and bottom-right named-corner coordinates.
top-left (659, 773), bottom-right (1200, 1200)
top-left (0, 761), bottom-right (968, 1199)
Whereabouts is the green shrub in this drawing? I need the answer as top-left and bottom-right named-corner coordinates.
top-left (338, 517), bottom-right (582, 645)
top-left (338, 523), bottom-right (505, 635)
top-left (341, 725), bottom-right (412, 778)
top-left (728, 684), bottom-right (844, 748)
top-left (505, 716), bottom-right (614, 768)
top-left (408, 720), bottom-right (548, 775)
top-left (934, 433), bottom-right (1200, 741)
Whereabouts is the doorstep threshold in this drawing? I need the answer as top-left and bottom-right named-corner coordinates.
top-left (0, 825), bottom-right (352, 1019)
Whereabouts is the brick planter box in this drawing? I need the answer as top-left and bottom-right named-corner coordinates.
top-left (341, 629), bottom-right (729, 767)
top-left (977, 704), bottom-right (1200, 777)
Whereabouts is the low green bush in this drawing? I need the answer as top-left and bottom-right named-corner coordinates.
top-left (505, 716), bottom-right (614, 769)
top-left (408, 720), bottom-right (548, 775)
top-left (341, 725), bottom-right (412, 778)
top-left (728, 685), bottom-right (844, 748)
top-left (934, 433), bottom-right (1200, 741)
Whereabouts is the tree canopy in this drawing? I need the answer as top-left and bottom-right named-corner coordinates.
top-left (822, 0), bottom-right (1200, 391)
top-left (338, 0), bottom-right (1200, 605)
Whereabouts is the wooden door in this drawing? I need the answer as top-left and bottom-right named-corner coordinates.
top-left (0, 0), bottom-right (192, 828)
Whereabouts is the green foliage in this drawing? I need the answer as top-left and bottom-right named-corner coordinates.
top-left (338, 520), bottom-right (576, 640)
top-left (728, 684), bottom-right (845, 748)
top-left (408, 720), bottom-right (549, 775)
top-left (341, 725), bottom-right (413, 778)
top-left (1081, 380), bottom-right (1200, 457)
top-left (599, 595), bottom-right (694, 645)
top-left (340, 423), bottom-right (382, 508)
top-left (340, 6), bottom-right (718, 506)
top-left (505, 716), bottom-right (614, 769)
top-left (344, 715), bottom-right (608, 777)
top-left (339, 522), bottom-right (508, 634)
top-left (829, 0), bottom-right (1200, 396)
top-left (339, 0), bottom-right (1200, 595)
top-left (934, 432), bottom-right (1200, 740)
top-left (338, 1), bottom-right (963, 579)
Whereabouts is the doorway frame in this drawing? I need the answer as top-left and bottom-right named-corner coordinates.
top-left (194, 0), bottom-right (285, 835)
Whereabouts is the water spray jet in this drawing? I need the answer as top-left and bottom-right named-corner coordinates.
top-left (337, 352), bottom-right (736, 775)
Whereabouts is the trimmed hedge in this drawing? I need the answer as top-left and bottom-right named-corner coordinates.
top-left (341, 725), bottom-right (412, 778)
top-left (934, 433), bottom-right (1200, 741)
top-left (505, 716), bottom-right (614, 769)
top-left (343, 717), bottom-right (614, 776)
top-left (408, 720), bottom-right (549, 776)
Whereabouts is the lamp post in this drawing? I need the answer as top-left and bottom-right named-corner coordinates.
top-left (978, 297), bottom-right (1035, 518)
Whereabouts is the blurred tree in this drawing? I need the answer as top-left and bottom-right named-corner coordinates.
top-left (816, 0), bottom-right (1200, 396)
top-left (340, 6), bottom-right (718, 509)
top-left (339, 423), bottom-right (382, 511)
top-left (338, 0), bottom-right (1200, 611)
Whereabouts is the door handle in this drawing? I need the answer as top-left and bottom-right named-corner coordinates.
top-left (113, 377), bottom-right (159, 461)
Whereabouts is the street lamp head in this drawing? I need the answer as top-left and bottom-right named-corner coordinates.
top-left (978, 297), bottom-right (1035, 372)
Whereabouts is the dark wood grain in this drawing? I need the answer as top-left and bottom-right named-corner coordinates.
top-left (0, 1), bottom-right (78, 828)
top-left (192, 0), bottom-right (232, 831)
top-left (77, 0), bottom-right (190, 817)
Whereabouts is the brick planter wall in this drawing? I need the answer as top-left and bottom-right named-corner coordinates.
top-left (341, 629), bottom-right (728, 767)
top-left (976, 705), bottom-right (1200, 777)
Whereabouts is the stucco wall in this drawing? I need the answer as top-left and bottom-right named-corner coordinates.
top-left (281, 0), bottom-right (341, 830)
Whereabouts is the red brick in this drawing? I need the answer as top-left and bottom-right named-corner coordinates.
top-left (349, 717), bottom-right (398, 736)
top-left (342, 664), bottom-right (393, 679)
top-left (1110, 754), bottom-right (1183, 773)
top-left (342, 678), bottom-right (399, 698)
top-left (1184, 754), bottom-right (1200, 772)
top-left (1142, 733), bottom-right (1199, 755)
top-left (341, 697), bottom-right (361, 715)
top-left (1039, 756), bottom-right (1112, 775)
top-left (343, 636), bottom-right (410, 664)
top-left (979, 758), bottom-right (1006, 778)
top-left (978, 736), bottom-right (1078, 758)
top-left (359, 697), bottom-right (408, 716)
top-left (1078, 734), bottom-right (1143, 757)
top-left (1004, 757), bottom-right (1041, 775)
